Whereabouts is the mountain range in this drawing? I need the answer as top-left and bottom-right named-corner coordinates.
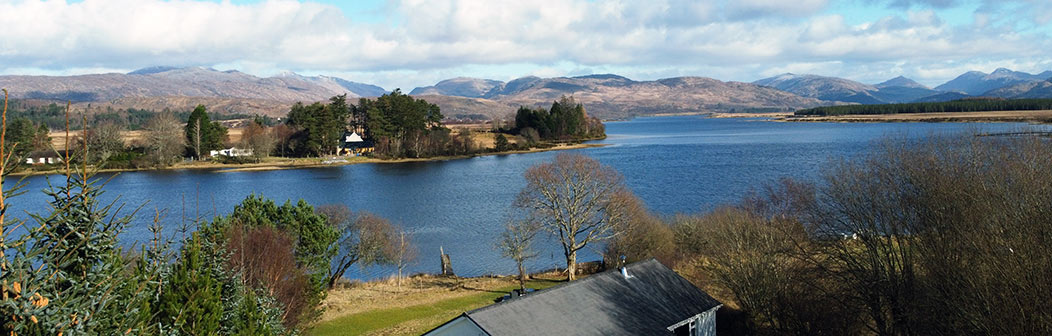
top-left (413, 74), bottom-right (830, 119)
top-left (934, 68), bottom-right (1052, 95)
top-left (0, 66), bottom-right (1049, 120)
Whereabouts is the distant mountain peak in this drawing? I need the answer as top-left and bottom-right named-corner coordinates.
top-left (409, 77), bottom-right (504, 98)
top-left (876, 76), bottom-right (928, 89)
top-left (275, 70), bottom-right (301, 78)
top-left (571, 74), bottom-right (633, 81)
top-left (127, 66), bottom-right (179, 75)
top-left (936, 68), bottom-right (1048, 95)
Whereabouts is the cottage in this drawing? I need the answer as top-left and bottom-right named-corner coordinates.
top-left (209, 147), bottom-right (253, 157)
top-left (25, 150), bottom-right (64, 165)
top-left (339, 131), bottom-right (372, 155)
top-left (424, 259), bottom-right (723, 336)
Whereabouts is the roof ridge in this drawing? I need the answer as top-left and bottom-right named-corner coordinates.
top-left (466, 258), bottom-right (659, 316)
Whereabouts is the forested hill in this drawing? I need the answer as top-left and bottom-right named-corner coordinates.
top-left (794, 98), bottom-right (1052, 116)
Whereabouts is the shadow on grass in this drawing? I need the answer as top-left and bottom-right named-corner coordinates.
top-left (462, 277), bottom-right (565, 295)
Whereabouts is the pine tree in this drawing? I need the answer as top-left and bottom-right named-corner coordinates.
top-left (160, 233), bottom-right (223, 334)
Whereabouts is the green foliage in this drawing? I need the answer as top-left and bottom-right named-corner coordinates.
top-left (0, 171), bottom-right (175, 334)
top-left (795, 98), bottom-right (1052, 116)
top-left (494, 134), bottom-right (510, 152)
top-left (285, 95), bottom-right (351, 156)
top-left (208, 194), bottom-right (339, 324)
top-left (1, 168), bottom-right (289, 334)
top-left (0, 99), bottom-right (254, 131)
top-left (253, 114), bottom-right (280, 127)
top-left (160, 232), bottom-right (223, 334)
top-left (161, 230), bottom-right (289, 335)
top-left (3, 117), bottom-right (49, 157)
top-left (222, 283), bottom-right (287, 335)
top-left (514, 96), bottom-right (604, 141)
top-left (354, 90), bottom-right (459, 158)
top-left (356, 89), bottom-right (443, 141)
top-left (185, 105), bottom-right (228, 159)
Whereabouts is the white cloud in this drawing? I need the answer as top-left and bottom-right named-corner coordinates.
top-left (0, 0), bottom-right (1049, 89)
top-left (727, 0), bottom-right (831, 19)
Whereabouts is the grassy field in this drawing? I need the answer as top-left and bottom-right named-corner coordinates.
top-left (308, 274), bottom-right (566, 336)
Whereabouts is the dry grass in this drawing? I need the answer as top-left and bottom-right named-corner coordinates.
top-left (47, 128), bottom-right (245, 150)
top-left (708, 112), bottom-right (794, 118)
top-left (311, 272), bottom-right (569, 336)
top-left (320, 275), bottom-right (511, 321)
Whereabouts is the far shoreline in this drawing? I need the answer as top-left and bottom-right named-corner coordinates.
top-left (10, 142), bottom-right (608, 177)
top-left (771, 110), bottom-right (1052, 124)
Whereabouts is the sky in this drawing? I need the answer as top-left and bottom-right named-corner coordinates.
top-left (0, 0), bottom-right (1050, 90)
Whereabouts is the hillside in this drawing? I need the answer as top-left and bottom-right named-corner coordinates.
top-left (414, 74), bottom-right (829, 119)
top-left (753, 73), bottom-right (939, 104)
top-left (934, 68), bottom-right (1051, 95)
top-left (409, 77), bottom-right (504, 98)
top-left (72, 96), bottom-right (295, 117)
top-left (0, 67), bottom-right (385, 103)
top-left (5, 66), bottom-right (1051, 121)
top-left (983, 79), bottom-right (1052, 99)
top-left (409, 95), bottom-right (517, 121)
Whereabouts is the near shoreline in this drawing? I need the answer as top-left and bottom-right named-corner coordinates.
top-left (10, 142), bottom-right (607, 177)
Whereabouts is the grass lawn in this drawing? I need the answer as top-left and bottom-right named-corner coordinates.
top-left (308, 278), bottom-right (564, 336)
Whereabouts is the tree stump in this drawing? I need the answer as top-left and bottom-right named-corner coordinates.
top-left (440, 246), bottom-right (454, 276)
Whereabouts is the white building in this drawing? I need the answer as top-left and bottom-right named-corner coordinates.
top-left (25, 150), bottom-right (64, 165)
top-left (209, 147), bottom-right (253, 157)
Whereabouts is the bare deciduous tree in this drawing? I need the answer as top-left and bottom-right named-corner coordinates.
top-left (603, 192), bottom-right (675, 265)
top-left (515, 153), bottom-right (630, 281)
top-left (809, 135), bottom-right (1052, 335)
top-left (143, 113), bottom-right (184, 167)
top-left (225, 224), bottom-right (310, 328)
top-left (240, 120), bottom-right (277, 162)
top-left (79, 121), bottom-right (126, 164)
top-left (496, 218), bottom-right (541, 293)
top-left (317, 205), bottom-right (398, 289)
top-left (386, 225), bottom-right (416, 287)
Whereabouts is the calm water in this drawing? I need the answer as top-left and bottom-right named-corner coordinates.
top-left (5, 116), bottom-right (1045, 279)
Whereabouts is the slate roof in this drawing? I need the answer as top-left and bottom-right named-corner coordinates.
top-left (26, 149), bottom-right (65, 158)
top-left (461, 258), bottom-right (721, 335)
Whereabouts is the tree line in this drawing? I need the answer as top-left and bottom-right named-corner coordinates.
top-left (796, 98), bottom-right (1052, 116)
top-left (2, 99), bottom-right (254, 130)
top-left (15, 91), bottom-right (609, 172)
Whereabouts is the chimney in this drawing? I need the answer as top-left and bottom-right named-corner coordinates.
top-left (619, 255), bottom-right (633, 279)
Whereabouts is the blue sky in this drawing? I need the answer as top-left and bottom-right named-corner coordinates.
top-left (1, 0), bottom-right (1050, 90)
